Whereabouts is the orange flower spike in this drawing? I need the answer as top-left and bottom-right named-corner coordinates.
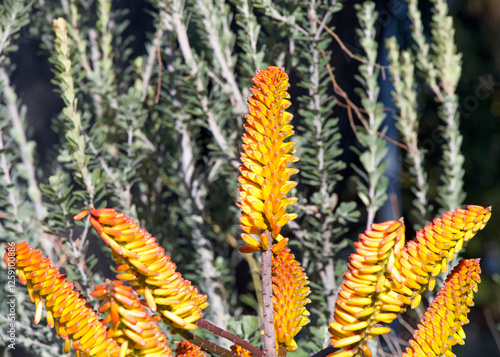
top-left (402, 259), bottom-right (481, 357)
top-left (4, 242), bottom-right (120, 357)
top-left (329, 219), bottom-right (405, 357)
top-left (91, 280), bottom-right (173, 357)
top-left (175, 341), bottom-right (207, 357)
top-left (272, 247), bottom-right (311, 352)
top-left (238, 66), bottom-right (299, 251)
top-left (76, 208), bottom-right (208, 330)
top-left (392, 205), bottom-right (491, 309)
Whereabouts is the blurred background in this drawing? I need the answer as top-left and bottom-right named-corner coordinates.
top-left (2, 0), bottom-right (500, 356)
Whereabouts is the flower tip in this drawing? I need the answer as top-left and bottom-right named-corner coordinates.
top-left (239, 246), bottom-right (260, 254)
top-left (73, 210), bottom-right (89, 221)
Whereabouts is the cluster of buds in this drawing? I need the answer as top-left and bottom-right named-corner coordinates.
top-left (237, 66), bottom-right (299, 252)
top-left (74, 208), bottom-right (208, 330)
top-left (90, 280), bottom-right (173, 356)
top-left (393, 205), bottom-right (491, 309)
top-left (403, 259), bottom-right (481, 357)
top-left (4, 242), bottom-right (120, 357)
top-left (329, 205), bottom-right (491, 357)
top-left (272, 247), bottom-right (311, 351)
top-left (329, 220), bottom-right (405, 357)
top-left (175, 340), bottom-right (206, 357)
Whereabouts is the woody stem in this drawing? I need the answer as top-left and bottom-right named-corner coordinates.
top-left (196, 318), bottom-right (264, 357)
top-left (262, 230), bottom-right (277, 357)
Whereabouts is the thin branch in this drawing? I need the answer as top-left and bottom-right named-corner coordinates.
top-left (171, 0), bottom-right (239, 168)
top-left (380, 333), bottom-right (400, 357)
top-left (321, 50), bottom-right (409, 151)
top-left (315, 18), bottom-right (389, 75)
top-left (0, 9), bottom-right (16, 60)
top-left (155, 0), bottom-right (169, 103)
top-left (261, 2), bottom-right (308, 36)
top-left (197, 319), bottom-right (264, 357)
top-left (397, 315), bottom-right (415, 334)
top-left (314, 3), bottom-right (337, 41)
top-left (176, 329), bottom-right (239, 357)
top-left (196, 0), bottom-right (246, 112)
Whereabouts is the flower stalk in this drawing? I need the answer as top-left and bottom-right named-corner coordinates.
top-left (262, 232), bottom-right (277, 357)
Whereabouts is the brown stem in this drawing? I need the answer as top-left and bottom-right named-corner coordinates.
top-left (320, 50), bottom-right (409, 152)
top-left (278, 344), bottom-right (287, 357)
top-left (196, 318), bottom-right (265, 357)
top-left (314, 17), bottom-right (389, 74)
top-left (262, 231), bottom-right (277, 357)
top-left (155, 0), bottom-right (169, 104)
top-left (175, 329), bottom-right (238, 357)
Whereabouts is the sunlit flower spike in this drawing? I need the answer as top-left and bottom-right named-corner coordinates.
top-left (403, 259), bottom-right (481, 357)
top-left (90, 280), bottom-right (173, 357)
top-left (4, 242), bottom-right (120, 357)
top-left (237, 66), bottom-right (299, 253)
top-left (391, 205), bottom-right (491, 309)
top-left (75, 208), bottom-right (208, 331)
top-left (272, 247), bottom-right (311, 352)
top-left (329, 219), bottom-right (405, 357)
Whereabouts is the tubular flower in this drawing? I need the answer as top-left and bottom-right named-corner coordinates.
top-left (391, 205), bottom-right (491, 309)
top-left (175, 341), bottom-right (206, 357)
top-left (90, 280), bottom-right (173, 357)
top-left (329, 220), bottom-right (405, 357)
top-left (3, 242), bottom-right (120, 357)
top-left (403, 259), bottom-right (481, 357)
top-left (272, 247), bottom-right (311, 352)
top-left (230, 344), bottom-right (252, 357)
top-left (237, 66), bottom-right (299, 253)
top-left (75, 208), bottom-right (208, 330)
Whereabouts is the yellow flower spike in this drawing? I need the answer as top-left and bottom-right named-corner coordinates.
top-left (238, 66), bottom-right (299, 249)
top-left (91, 280), bottom-right (173, 357)
top-left (272, 247), bottom-right (311, 351)
top-left (329, 219), bottom-right (405, 357)
top-left (4, 242), bottom-right (120, 357)
top-left (391, 205), bottom-right (491, 309)
top-left (76, 208), bottom-right (208, 330)
top-left (402, 259), bottom-right (481, 357)
top-left (175, 340), bottom-right (207, 357)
